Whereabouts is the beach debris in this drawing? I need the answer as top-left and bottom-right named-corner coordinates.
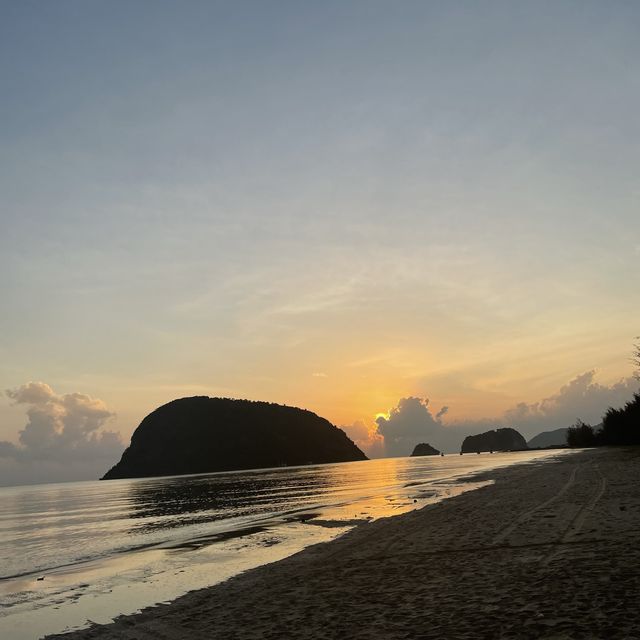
top-left (37, 576), bottom-right (45, 581)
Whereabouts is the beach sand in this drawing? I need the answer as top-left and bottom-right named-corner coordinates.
top-left (46, 448), bottom-right (640, 639)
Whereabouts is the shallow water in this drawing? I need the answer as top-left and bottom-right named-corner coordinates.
top-left (0, 450), bottom-right (566, 639)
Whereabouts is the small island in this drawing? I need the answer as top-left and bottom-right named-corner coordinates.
top-left (410, 443), bottom-right (441, 456)
top-left (102, 397), bottom-right (367, 479)
top-left (527, 427), bottom-right (569, 449)
top-left (460, 428), bottom-right (527, 454)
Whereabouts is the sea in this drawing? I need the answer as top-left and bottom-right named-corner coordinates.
top-left (0, 449), bottom-right (567, 639)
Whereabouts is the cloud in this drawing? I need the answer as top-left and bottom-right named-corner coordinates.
top-left (367, 372), bottom-right (639, 456)
top-left (341, 420), bottom-right (385, 458)
top-left (500, 371), bottom-right (637, 436)
top-left (443, 371), bottom-right (639, 447)
top-left (0, 382), bottom-right (124, 486)
top-left (0, 441), bottom-right (18, 457)
top-left (374, 397), bottom-right (455, 457)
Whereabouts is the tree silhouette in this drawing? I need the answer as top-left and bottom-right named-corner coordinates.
top-left (598, 393), bottom-right (640, 446)
top-left (566, 420), bottom-right (596, 448)
top-left (566, 340), bottom-right (640, 448)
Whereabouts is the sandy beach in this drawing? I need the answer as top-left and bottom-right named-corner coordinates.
top-left (46, 448), bottom-right (640, 639)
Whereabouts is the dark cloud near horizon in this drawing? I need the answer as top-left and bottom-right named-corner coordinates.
top-left (501, 371), bottom-right (637, 436)
top-left (375, 397), bottom-right (456, 457)
top-left (0, 382), bottom-right (124, 486)
top-left (364, 372), bottom-right (640, 457)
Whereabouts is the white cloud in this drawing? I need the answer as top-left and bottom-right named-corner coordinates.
top-left (341, 419), bottom-right (385, 458)
top-left (374, 397), bottom-right (454, 457)
top-left (443, 372), bottom-right (639, 447)
top-left (0, 382), bottom-right (124, 486)
top-left (365, 372), bottom-right (639, 455)
top-left (501, 371), bottom-right (637, 434)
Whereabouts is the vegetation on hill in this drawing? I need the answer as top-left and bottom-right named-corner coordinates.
top-left (460, 428), bottom-right (527, 453)
top-left (410, 443), bottom-right (441, 456)
top-left (102, 397), bottom-right (367, 480)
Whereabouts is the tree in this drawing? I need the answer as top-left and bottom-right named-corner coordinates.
top-left (634, 337), bottom-right (640, 381)
top-left (566, 420), bottom-right (596, 448)
top-left (599, 393), bottom-right (640, 446)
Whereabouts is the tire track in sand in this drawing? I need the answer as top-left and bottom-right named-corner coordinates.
top-left (543, 462), bottom-right (607, 566)
top-left (492, 463), bottom-right (581, 546)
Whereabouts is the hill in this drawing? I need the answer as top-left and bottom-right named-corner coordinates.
top-left (102, 397), bottom-right (367, 479)
top-left (460, 428), bottom-right (527, 453)
top-left (527, 428), bottom-right (569, 449)
top-left (410, 443), bottom-right (441, 456)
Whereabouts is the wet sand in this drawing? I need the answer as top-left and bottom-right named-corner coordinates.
top-left (46, 448), bottom-right (640, 639)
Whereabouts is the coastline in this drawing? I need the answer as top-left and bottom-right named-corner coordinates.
top-left (43, 447), bottom-right (640, 639)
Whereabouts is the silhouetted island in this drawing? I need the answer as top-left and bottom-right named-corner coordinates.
top-left (460, 428), bottom-right (527, 454)
top-left (102, 397), bottom-right (367, 480)
top-left (410, 443), bottom-right (441, 456)
top-left (527, 427), bottom-right (569, 449)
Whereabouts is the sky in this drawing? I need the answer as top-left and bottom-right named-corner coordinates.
top-left (1, 1), bottom-right (639, 485)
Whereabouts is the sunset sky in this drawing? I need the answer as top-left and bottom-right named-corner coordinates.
top-left (2, 2), bottom-right (639, 484)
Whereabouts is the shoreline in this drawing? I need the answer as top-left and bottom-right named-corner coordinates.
top-left (3, 452), bottom-right (556, 640)
top-left (43, 447), bottom-right (640, 639)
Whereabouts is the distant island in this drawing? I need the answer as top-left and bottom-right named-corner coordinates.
top-left (527, 427), bottom-right (569, 449)
top-left (411, 443), bottom-right (441, 456)
top-left (102, 397), bottom-right (367, 480)
top-left (461, 428), bottom-right (527, 453)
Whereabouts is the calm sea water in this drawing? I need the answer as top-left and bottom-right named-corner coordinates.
top-left (0, 450), bottom-right (566, 639)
